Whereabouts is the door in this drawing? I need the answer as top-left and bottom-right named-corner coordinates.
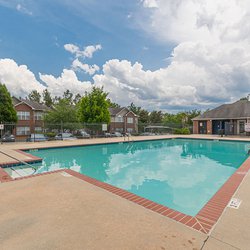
top-left (239, 121), bottom-right (245, 134)
top-left (199, 121), bottom-right (207, 134)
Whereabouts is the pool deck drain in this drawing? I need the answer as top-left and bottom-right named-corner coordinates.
top-left (1, 135), bottom-right (250, 249)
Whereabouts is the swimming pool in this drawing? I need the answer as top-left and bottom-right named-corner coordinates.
top-left (5, 138), bottom-right (250, 216)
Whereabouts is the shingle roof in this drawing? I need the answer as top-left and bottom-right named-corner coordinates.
top-left (109, 107), bottom-right (126, 116)
top-left (12, 96), bottom-right (21, 105)
top-left (14, 97), bottom-right (50, 111)
top-left (193, 100), bottom-right (250, 120)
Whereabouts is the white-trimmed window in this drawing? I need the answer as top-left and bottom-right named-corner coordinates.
top-left (115, 116), bottom-right (124, 122)
top-left (127, 117), bottom-right (133, 124)
top-left (16, 127), bottom-right (30, 135)
top-left (115, 128), bottom-right (123, 132)
top-left (35, 127), bottom-right (43, 132)
top-left (35, 112), bottom-right (43, 120)
top-left (17, 111), bottom-right (30, 120)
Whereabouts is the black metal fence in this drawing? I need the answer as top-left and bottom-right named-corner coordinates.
top-left (0, 122), bottom-right (191, 143)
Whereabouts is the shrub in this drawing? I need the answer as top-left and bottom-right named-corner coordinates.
top-left (174, 127), bottom-right (190, 135)
top-left (45, 132), bottom-right (57, 138)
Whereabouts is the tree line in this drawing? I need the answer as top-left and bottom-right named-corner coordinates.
top-left (0, 82), bottom-right (201, 127)
top-left (127, 102), bottom-right (201, 126)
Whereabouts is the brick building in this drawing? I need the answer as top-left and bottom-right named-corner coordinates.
top-left (192, 99), bottom-right (250, 135)
top-left (12, 97), bottom-right (49, 140)
top-left (109, 108), bottom-right (138, 134)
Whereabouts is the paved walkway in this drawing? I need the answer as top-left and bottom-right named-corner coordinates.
top-left (0, 135), bottom-right (250, 249)
top-left (0, 173), bottom-right (206, 250)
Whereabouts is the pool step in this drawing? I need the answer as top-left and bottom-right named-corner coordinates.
top-left (4, 165), bottom-right (38, 178)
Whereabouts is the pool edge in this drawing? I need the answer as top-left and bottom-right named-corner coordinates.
top-left (1, 137), bottom-right (250, 235)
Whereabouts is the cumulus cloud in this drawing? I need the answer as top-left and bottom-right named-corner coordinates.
top-left (92, 0), bottom-right (250, 110)
top-left (64, 43), bottom-right (101, 75)
top-left (72, 59), bottom-right (99, 75)
top-left (39, 69), bottom-right (92, 96)
top-left (141, 0), bottom-right (158, 8)
top-left (64, 43), bottom-right (102, 59)
top-left (93, 59), bottom-right (198, 110)
top-left (2, 1), bottom-right (250, 111)
top-left (0, 58), bottom-right (44, 97)
top-left (139, 0), bottom-right (249, 44)
top-left (0, 59), bottom-right (91, 98)
top-left (64, 44), bottom-right (79, 55)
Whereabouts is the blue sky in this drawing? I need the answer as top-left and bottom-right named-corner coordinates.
top-left (0, 0), bottom-right (249, 111)
top-left (0, 0), bottom-right (173, 78)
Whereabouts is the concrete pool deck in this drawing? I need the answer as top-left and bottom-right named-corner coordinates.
top-left (0, 135), bottom-right (250, 249)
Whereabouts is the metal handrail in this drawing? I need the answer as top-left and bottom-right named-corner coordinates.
top-left (0, 150), bottom-right (37, 176)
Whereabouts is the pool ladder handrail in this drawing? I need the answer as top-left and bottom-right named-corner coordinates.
top-left (0, 149), bottom-right (37, 177)
top-left (124, 133), bottom-right (134, 143)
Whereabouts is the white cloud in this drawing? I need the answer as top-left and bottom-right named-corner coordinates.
top-left (16, 3), bottom-right (32, 15)
top-left (93, 59), bottom-right (199, 110)
top-left (64, 43), bottom-right (102, 75)
top-left (64, 43), bottom-right (102, 59)
top-left (0, 59), bottom-right (92, 98)
top-left (82, 44), bottom-right (102, 58)
top-left (139, 0), bottom-right (249, 44)
top-left (92, 0), bottom-right (250, 110)
top-left (39, 69), bottom-right (92, 96)
top-left (141, 0), bottom-right (158, 8)
top-left (72, 59), bottom-right (99, 75)
top-left (0, 58), bottom-right (44, 97)
top-left (64, 44), bottom-right (80, 55)
top-left (2, 1), bottom-right (250, 111)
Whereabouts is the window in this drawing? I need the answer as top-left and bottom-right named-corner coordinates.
top-left (35, 112), bottom-right (43, 120)
top-left (17, 111), bottom-right (30, 120)
top-left (239, 121), bottom-right (245, 133)
top-left (127, 117), bottom-right (133, 124)
top-left (35, 127), bottom-right (43, 132)
top-left (115, 116), bottom-right (124, 122)
top-left (16, 127), bottom-right (30, 135)
top-left (115, 128), bottom-right (123, 132)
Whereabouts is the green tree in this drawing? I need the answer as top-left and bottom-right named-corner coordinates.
top-left (149, 111), bottom-right (163, 124)
top-left (107, 98), bottom-right (120, 108)
top-left (128, 102), bottom-right (141, 115)
top-left (163, 113), bottom-right (180, 125)
top-left (0, 83), bottom-right (17, 123)
top-left (28, 90), bottom-right (41, 103)
top-left (138, 109), bottom-right (149, 124)
top-left (63, 89), bottom-right (74, 104)
top-left (44, 99), bottom-right (79, 130)
top-left (73, 93), bottom-right (82, 105)
top-left (163, 110), bottom-right (201, 127)
top-left (78, 87), bottom-right (110, 123)
top-left (42, 89), bottom-right (53, 107)
top-left (53, 95), bottom-right (61, 104)
top-left (186, 109), bottom-right (201, 125)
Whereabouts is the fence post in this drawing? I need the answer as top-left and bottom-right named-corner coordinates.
top-left (0, 123), bottom-right (3, 144)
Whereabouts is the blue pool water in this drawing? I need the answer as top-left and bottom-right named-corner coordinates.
top-left (13, 139), bottom-right (250, 215)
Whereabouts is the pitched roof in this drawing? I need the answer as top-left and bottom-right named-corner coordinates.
top-left (14, 97), bottom-right (50, 111)
top-left (108, 107), bottom-right (138, 117)
top-left (109, 107), bottom-right (126, 116)
top-left (12, 96), bottom-right (21, 105)
top-left (193, 100), bottom-right (250, 120)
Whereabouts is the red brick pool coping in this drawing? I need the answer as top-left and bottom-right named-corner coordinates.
top-left (0, 146), bottom-right (250, 235)
top-left (0, 149), bottom-right (42, 167)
